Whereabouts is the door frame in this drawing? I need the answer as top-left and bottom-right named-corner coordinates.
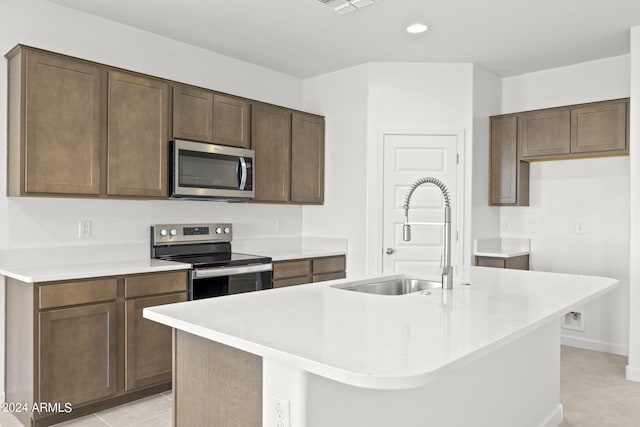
top-left (367, 128), bottom-right (467, 277)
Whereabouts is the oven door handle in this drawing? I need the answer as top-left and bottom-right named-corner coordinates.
top-left (193, 263), bottom-right (272, 279)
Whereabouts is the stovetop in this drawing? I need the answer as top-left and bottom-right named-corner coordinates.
top-left (150, 223), bottom-right (271, 269)
top-left (160, 252), bottom-right (272, 269)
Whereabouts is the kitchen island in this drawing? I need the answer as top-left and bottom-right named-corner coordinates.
top-left (144, 266), bottom-right (618, 427)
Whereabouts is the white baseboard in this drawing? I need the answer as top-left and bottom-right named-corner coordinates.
top-left (561, 335), bottom-right (628, 356)
top-left (537, 403), bottom-right (563, 427)
top-left (626, 365), bottom-right (640, 382)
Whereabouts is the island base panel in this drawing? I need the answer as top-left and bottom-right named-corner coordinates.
top-left (173, 330), bottom-right (262, 426)
top-left (263, 319), bottom-right (562, 427)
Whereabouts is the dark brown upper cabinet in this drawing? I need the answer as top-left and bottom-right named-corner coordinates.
top-left (489, 115), bottom-right (529, 206)
top-left (519, 108), bottom-right (571, 159)
top-left (519, 98), bottom-right (628, 160)
top-left (251, 103), bottom-right (292, 202)
top-left (107, 70), bottom-right (169, 198)
top-left (172, 84), bottom-right (251, 148)
top-left (570, 99), bottom-right (628, 154)
top-left (291, 112), bottom-right (325, 204)
top-left (489, 98), bottom-right (628, 206)
top-left (6, 45), bottom-right (324, 204)
top-left (6, 47), bottom-right (103, 196)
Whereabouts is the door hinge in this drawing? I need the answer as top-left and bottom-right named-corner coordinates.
top-left (456, 153), bottom-right (460, 164)
top-left (456, 231), bottom-right (459, 241)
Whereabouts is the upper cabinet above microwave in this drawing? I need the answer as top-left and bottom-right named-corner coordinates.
top-left (172, 84), bottom-right (251, 149)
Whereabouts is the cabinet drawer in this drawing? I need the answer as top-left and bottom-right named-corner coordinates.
top-left (272, 260), bottom-right (312, 280)
top-left (313, 256), bottom-right (345, 274)
top-left (39, 278), bottom-right (118, 310)
top-left (125, 271), bottom-right (188, 299)
top-left (273, 276), bottom-right (312, 288)
top-left (475, 257), bottom-right (506, 269)
top-left (313, 271), bottom-right (346, 283)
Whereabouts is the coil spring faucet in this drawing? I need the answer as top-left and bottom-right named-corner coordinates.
top-left (402, 177), bottom-right (453, 290)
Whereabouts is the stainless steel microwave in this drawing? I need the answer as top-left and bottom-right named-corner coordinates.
top-left (170, 139), bottom-right (255, 200)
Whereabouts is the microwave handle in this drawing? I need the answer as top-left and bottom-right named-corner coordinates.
top-left (238, 157), bottom-right (247, 190)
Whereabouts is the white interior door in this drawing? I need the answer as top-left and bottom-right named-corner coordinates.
top-left (382, 132), bottom-right (459, 276)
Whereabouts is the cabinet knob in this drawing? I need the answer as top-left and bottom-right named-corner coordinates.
top-left (386, 248), bottom-right (394, 255)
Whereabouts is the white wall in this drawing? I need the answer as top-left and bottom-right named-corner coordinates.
top-left (626, 26), bottom-right (640, 381)
top-left (501, 55), bottom-right (631, 355)
top-left (471, 66), bottom-right (502, 244)
top-left (302, 65), bottom-right (369, 277)
top-left (0, 0), bottom-right (306, 399)
top-left (304, 63), bottom-right (474, 278)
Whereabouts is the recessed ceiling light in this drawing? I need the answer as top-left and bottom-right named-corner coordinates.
top-left (406, 23), bottom-right (428, 34)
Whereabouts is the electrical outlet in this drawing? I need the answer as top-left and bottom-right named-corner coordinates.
top-left (276, 219), bottom-right (285, 233)
top-left (78, 220), bottom-right (92, 238)
top-left (575, 223), bottom-right (584, 235)
top-left (503, 220), bottom-right (512, 232)
top-left (562, 310), bottom-right (585, 332)
top-left (270, 395), bottom-right (290, 427)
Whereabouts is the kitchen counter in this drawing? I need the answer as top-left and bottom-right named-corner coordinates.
top-left (145, 266), bottom-right (617, 427)
top-left (0, 244), bottom-right (189, 283)
top-left (233, 235), bottom-right (348, 261)
top-left (0, 258), bottom-right (189, 283)
top-left (145, 266), bottom-right (616, 389)
top-left (473, 237), bottom-right (530, 258)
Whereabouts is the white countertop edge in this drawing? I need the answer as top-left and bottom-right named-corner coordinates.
top-left (473, 250), bottom-right (530, 258)
top-left (0, 260), bottom-right (190, 283)
top-left (144, 274), bottom-right (619, 390)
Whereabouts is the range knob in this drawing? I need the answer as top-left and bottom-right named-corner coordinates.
top-left (216, 227), bottom-right (223, 234)
top-left (159, 229), bottom-right (168, 236)
top-left (224, 227), bottom-right (231, 234)
top-left (170, 229), bottom-right (178, 236)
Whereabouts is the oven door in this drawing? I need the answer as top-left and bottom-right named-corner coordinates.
top-left (189, 263), bottom-right (272, 300)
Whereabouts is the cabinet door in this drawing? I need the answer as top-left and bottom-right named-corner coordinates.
top-left (519, 108), bottom-right (570, 158)
top-left (291, 112), bottom-right (324, 204)
top-left (251, 103), bottom-right (291, 202)
top-left (571, 100), bottom-right (628, 154)
top-left (107, 70), bottom-right (169, 197)
top-left (213, 93), bottom-right (251, 148)
top-left (490, 116), bottom-right (529, 205)
top-left (173, 85), bottom-right (214, 142)
top-left (24, 50), bottom-right (102, 195)
top-left (39, 302), bottom-right (117, 405)
top-left (125, 292), bottom-right (187, 391)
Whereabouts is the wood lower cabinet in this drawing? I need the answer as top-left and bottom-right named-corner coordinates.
top-left (173, 84), bottom-right (251, 148)
top-left (490, 115), bottom-right (529, 206)
top-left (475, 255), bottom-right (529, 270)
top-left (273, 255), bottom-right (346, 288)
top-left (39, 302), bottom-right (118, 405)
top-left (6, 46), bottom-right (103, 196)
top-left (107, 70), bottom-right (169, 197)
top-left (6, 270), bottom-right (187, 427)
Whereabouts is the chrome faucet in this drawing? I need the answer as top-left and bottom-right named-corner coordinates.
top-left (402, 177), bottom-right (453, 290)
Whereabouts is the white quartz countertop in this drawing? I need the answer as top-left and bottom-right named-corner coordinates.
top-left (0, 259), bottom-right (190, 283)
top-left (473, 238), bottom-right (530, 258)
top-left (144, 267), bottom-right (618, 390)
top-left (473, 249), bottom-right (530, 258)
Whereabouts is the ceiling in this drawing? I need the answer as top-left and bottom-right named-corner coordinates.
top-left (44, 0), bottom-right (640, 79)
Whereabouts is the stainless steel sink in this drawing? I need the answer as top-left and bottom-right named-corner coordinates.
top-left (335, 278), bottom-right (441, 295)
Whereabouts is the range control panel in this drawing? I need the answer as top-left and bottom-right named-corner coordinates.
top-left (151, 223), bottom-right (232, 245)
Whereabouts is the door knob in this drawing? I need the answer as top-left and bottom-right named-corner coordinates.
top-left (386, 248), bottom-right (394, 255)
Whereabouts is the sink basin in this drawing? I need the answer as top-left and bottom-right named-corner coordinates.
top-left (335, 278), bottom-right (441, 295)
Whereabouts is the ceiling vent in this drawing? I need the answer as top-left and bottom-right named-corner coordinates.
top-left (317, 0), bottom-right (378, 15)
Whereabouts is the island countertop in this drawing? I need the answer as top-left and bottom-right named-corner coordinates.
top-left (144, 266), bottom-right (618, 390)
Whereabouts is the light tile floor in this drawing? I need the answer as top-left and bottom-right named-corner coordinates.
top-left (1, 347), bottom-right (640, 426)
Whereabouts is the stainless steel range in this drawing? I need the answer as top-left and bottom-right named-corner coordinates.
top-left (150, 223), bottom-right (272, 300)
